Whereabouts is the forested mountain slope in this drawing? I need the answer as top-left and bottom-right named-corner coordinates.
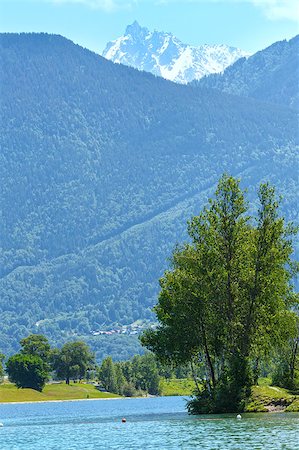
top-left (197, 35), bottom-right (299, 110)
top-left (0, 33), bottom-right (298, 359)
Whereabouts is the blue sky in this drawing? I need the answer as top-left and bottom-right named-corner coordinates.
top-left (0, 0), bottom-right (298, 54)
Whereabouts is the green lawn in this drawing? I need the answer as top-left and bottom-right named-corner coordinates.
top-left (0, 382), bottom-right (120, 403)
top-left (160, 378), bottom-right (196, 396)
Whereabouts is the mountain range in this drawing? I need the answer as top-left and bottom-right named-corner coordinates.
top-left (0, 33), bottom-right (298, 361)
top-left (103, 21), bottom-right (249, 84)
top-left (197, 34), bottom-right (299, 110)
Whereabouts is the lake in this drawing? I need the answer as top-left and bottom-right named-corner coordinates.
top-left (0, 396), bottom-right (298, 449)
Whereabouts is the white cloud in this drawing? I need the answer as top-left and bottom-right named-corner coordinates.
top-left (50, 0), bottom-right (135, 12)
top-left (156, 0), bottom-right (299, 23)
top-left (252, 0), bottom-right (299, 22)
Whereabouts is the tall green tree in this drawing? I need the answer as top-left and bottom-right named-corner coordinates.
top-left (131, 354), bottom-right (160, 395)
top-left (20, 334), bottom-right (51, 362)
top-left (52, 341), bottom-right (94, 384)
top-left (272, 333), bottom-right (299, 389)
top-left (114, 362), bottom-right (126, 395)
top-left (98, 357), bottom-right (118, 393)
top-left (141, 175), bottom-right (298, 413)
top-left (6, 354), bottom-right (49, 391)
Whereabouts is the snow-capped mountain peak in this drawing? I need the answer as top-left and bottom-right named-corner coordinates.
top-left (102, 21), bottom-right (250, 84)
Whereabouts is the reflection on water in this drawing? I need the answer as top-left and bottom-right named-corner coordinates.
top-left (0, 396), bottom-right (298, 449)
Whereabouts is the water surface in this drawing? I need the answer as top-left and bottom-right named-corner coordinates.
top-left (0, 396), bottom-right (298, 449)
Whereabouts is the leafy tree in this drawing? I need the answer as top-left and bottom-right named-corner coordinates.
top-left (98, 357), bottom-right (118, 393)
top-left (142, 175), bottom-right (298, 413)
top-left (6, 354), bottom-right (49, 391)
top-left (272, 333), bottom-right (299, 389)
top-left (98, 353), bottom-right (160, 395)
top-left (131, 354), bottom-right (160, 395)
top-left (52, 341), bottom-right (94, 384)
top-left (114, 362), bottom-right (126, 395)
top-left (122, 381), bottom-right (138, 397)
top-left (119, 360), bottom-right (134, 385)
top-left (20, 334), bottom-right (51, 363)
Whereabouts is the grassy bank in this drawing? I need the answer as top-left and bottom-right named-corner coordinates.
top-left (159, 378), bottom-right (196, 396)
top-left (160, 377), bottom-right (299, 412)
top-left (246, 384), bottom-right (299, 412)
top-left (0, 378), bottom-right (195, 403)
top-left (0, 382), bottom-right (120, 403)
top-left (1, 379), bottom-right (299, 410)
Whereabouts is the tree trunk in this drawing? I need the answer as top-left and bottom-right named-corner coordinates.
top-left (190, 359), bottom-right (201, 394)
top-left (253, 357), bottom-right (259, 385)
top-left (200, 320), bottom-right (216, 388)
top-left (289, 337), bottom-right (299, 386)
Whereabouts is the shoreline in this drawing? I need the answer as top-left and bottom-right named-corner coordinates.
top-left (1, 382), bottom-right (298, 411)
top-left (0, 395), bottom-right (158, 405)
top-left (1, 396), bottom-right (298, 412)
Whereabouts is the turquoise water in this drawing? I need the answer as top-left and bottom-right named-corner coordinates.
top-left (0, 396), bottom-right (298, 449)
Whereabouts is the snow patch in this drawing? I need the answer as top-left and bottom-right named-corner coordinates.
top-left (102, 22), bottom-right (250, 84)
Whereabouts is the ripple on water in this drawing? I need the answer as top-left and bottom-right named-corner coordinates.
top-left (0, 397), bottom-right (298, 450)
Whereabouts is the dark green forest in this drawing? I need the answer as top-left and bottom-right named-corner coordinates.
top-left (0, 33), bottom-right (298, 359)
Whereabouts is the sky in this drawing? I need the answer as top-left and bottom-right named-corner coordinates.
top-left (0, 0), bottom-right (298, 54)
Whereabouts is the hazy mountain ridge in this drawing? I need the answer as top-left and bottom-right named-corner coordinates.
top-left (197, 34), bottom-right (299, 110)
top-left (103, 21), bottom-right (249, 84)
top-left (0, 33), bottom-right (298, 359)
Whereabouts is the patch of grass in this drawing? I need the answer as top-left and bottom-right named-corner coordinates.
top-left (160, 378), bottom-right (196, 396)
top-left (245, 383), bottom-right (298, 412)
top-left (159, 377), bottom-right (299, 411)
top-left (257, 377), bottom-right (272, 387)
top-left (0, 382), bottom-right (120, 403)
top-left (285, 398), bottom-right (299, 412)
top-left (254, 385), bottom-right (292, 399)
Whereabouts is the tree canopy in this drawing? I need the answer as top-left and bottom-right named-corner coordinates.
top-left (141, 175), bottom-right (299, 413)
top-left (98, 353), bottom-right (161, 396)
top-left (20, 334), bottom-right (51, 362)
top-left (52, 341), bottom-right (94, 384)
top-left (6, 354), bottom-right (49, 391)
top-left (98, 357), bottom-right (118, 393)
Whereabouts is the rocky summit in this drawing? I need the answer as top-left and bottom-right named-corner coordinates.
top-left (102, 21), bottom-right (250, 84)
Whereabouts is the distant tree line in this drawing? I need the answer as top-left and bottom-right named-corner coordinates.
top-left (1, 334), bottom-right (189, 396)
top-left (3, 335), bottom-right (95, 391)
top-left (98, 354), bottom-right (160, 396)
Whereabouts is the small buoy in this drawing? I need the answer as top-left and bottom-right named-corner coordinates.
top-left (236, 414), bottom-right (242, 420)
top-left (0, 423), bottom-right (3, 427)
top-left (121, 418), bottom-right (126, 423)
